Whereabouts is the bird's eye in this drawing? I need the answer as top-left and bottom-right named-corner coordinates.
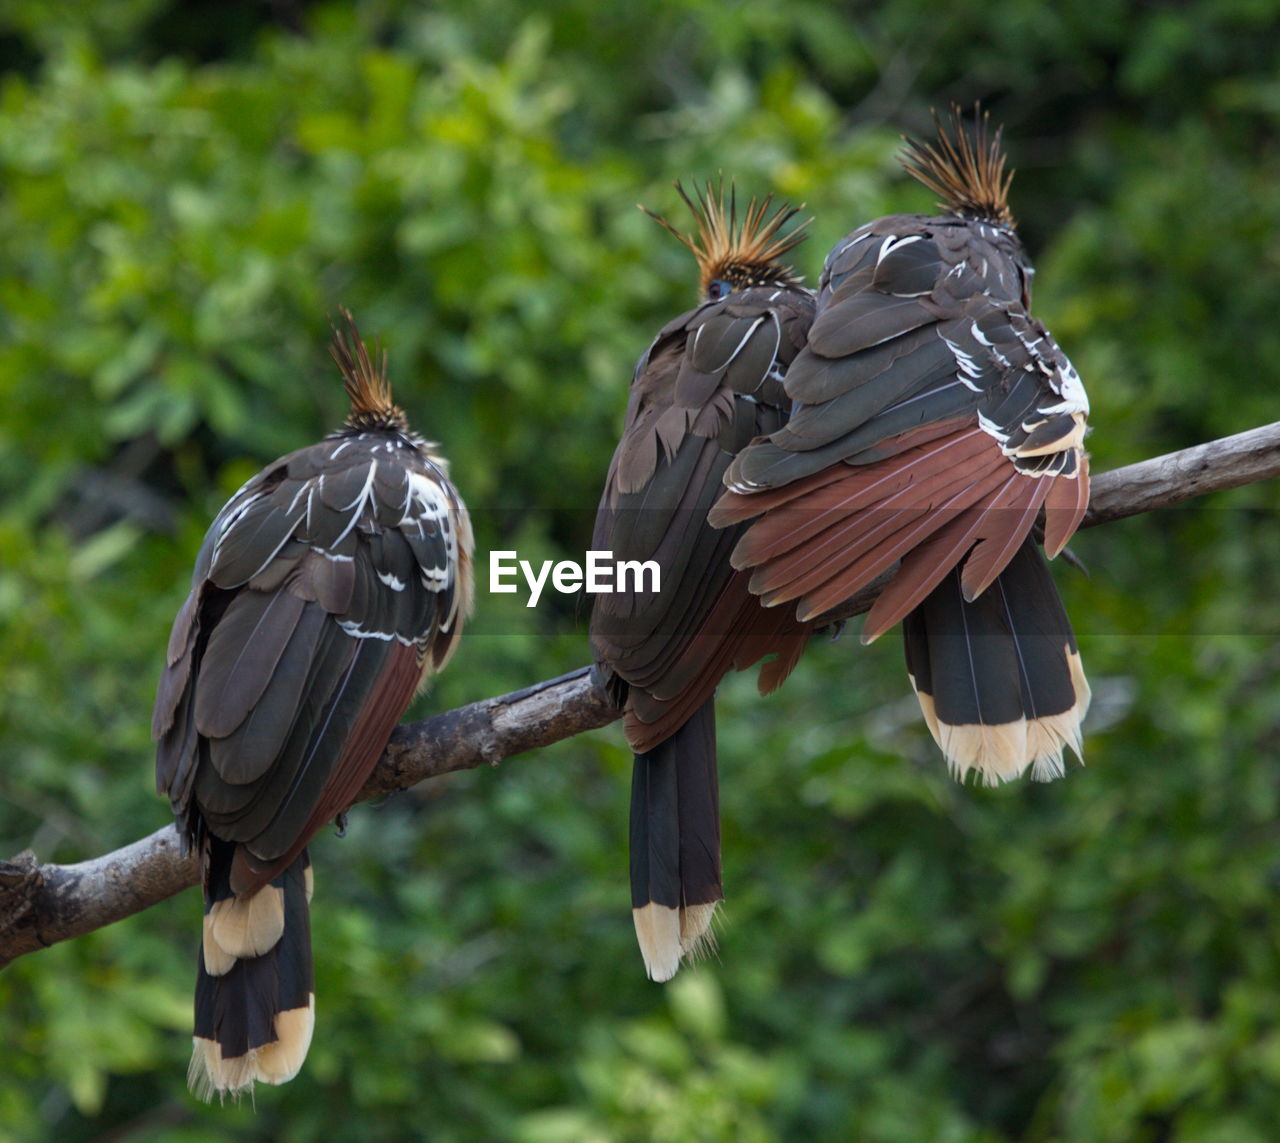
top-left (707, 279), bottom-right (732, 301)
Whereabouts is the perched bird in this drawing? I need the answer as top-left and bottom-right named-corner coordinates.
top-left (152, 312), bottom-right (473, 1098)
top-left (591, 183), bottom-right (816, 981)
top-left (711, 108), bottom-right (1091, 784)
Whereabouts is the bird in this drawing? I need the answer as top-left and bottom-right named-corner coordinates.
top-left (710, 107), bottom-right (1091, 785)
top-left (152, 311), bottom-right (473, 1099)
top-left (590, 182), bottom-right (817, 981)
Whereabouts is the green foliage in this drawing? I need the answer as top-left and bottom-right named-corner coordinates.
top-left (2, 1), bottom-right (1279, 1140)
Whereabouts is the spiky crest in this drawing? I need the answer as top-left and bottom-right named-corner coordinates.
top-left (901, 104), bottom-right (1015, 227)
top-left (330, 308), bottom-right (408, 433)
top-left (642, 179), bottom-right (809, 298)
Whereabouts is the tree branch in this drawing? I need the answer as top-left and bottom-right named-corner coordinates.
top-left (3, 421), bottom-right (1278, 969)
top-left (1081, 420), bottom-right (1280, 525)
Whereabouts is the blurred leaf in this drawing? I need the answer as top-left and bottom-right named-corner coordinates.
top-left (3, 2), bottom-right (1280, 1142)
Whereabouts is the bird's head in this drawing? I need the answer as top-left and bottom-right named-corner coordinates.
top-left (642, 179), bottom-right (809, 301)
top-left (330, 309), bottom-right (409, 433)
top-left (901, 104), bottom-right (1015, 228)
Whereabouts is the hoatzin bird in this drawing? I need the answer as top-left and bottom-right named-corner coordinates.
top-left (591, 184), bottom-right (816, 981)
top-left (711, 108), bottom-right (1091, 784)
top-left (152, 312), bottom-right (473, 1098)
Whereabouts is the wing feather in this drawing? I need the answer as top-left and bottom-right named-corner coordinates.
top-left (591, 284), bottom-right (815, 748)
top-left (211, 602), bottom-right (329, 786)
top-left (156, 426), bottom-right (472, 890)
top-left (722, 214), bottom-right (1090, 624)
top-left (195, 591), bottom-right (308, 741)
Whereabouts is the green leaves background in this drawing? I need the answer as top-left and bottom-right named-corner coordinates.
top-left (2, 2), bottom-right (1279, 1139)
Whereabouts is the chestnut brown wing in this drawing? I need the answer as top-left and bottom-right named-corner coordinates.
top-left (714, 216), bottom-right (1089, 638)
top-left (710, 216), bottom-right (1091, 784)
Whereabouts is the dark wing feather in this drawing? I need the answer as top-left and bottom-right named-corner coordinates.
top-left (286, 638), bottom-right (424, 854)
top-left (195, 590), bottom-right (308, 741)
top-left (207, 602), bottom-right (329, 787)
top-left (155, 677), bottom-right (200, 808)
top-left (153, 523), bottom-right (222, 745)
top-left (871, 234), bottom-right (942, 295)
top-left (721, 214), bottom-right (1089, 611)
top-left (780, 333), bottom-right (955, 425)
top-left (591, 285), bottom-right (815, 745)
top-left (196, 618), bottom-right (358, 841)
top-left (229, 637), bottom-right (417, 876)
top-left (712, 210), bottom-right (1091, 783)
top-left (808, 292), bottom-right (936, 358)
top-left (156, 428), bottom-right (473, 892)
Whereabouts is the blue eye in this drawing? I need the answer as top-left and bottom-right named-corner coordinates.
top-left (707, 279), bottom-right (732, 300)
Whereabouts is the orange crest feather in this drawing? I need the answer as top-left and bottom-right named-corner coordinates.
top-left (900, 104), bottom-right (1015, 227)
top-left (642, 179), bottom-right (809, 296)
top-left (330, 308), bottom-right (406, 431)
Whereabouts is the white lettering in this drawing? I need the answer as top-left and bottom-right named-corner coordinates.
top-left (487, 550), bottom-right (661, 605)
top-left (490, 551), bottom-right (519, 593)
top-left (521, 559), bottom-right (552, 608)
top-left (617, 559), bottom-right (661, 593)
top-left (553, 560), bottom-right (582, 594)
top-left (585, 550), bottom-right (613, 592)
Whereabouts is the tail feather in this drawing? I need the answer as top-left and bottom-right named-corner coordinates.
top-left (903, 538), bottom-right (1090, 785)
top-left (190, 846), bottom-right (315, 1101)
top-left (629, 701), bottom-right (722, 982)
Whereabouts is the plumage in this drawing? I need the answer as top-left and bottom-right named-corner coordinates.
top-left (904, 542), bottom-right (1090, 784)
top-left (191, 851), bottom-right (315, 1101)
top-left (154, 310), bottom-right (473, 1098)
top-left (207, 882), bottom-right (286, 960)
top-left (711, 107), bottom-right (1092, 785)
top-left (592, 182), bottom-right (816, 980)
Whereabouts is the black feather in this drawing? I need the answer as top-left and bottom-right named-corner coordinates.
top-left (905, 540), bottom-right (1082, 733)
top-left (871, 236), bottom-right (942, 295)
top-left (194, 590), bottom-right (307, 741)
top-left (214, 603), bottom-right (328, 786)
top-left (629, 701), bottom-right (721, 912)
top-left (807, 292), bottom-right (934, 359)
top-left (194, 851), bottom-right (313, 1058)
top-left (776, 335), bottom-right (958, 449)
